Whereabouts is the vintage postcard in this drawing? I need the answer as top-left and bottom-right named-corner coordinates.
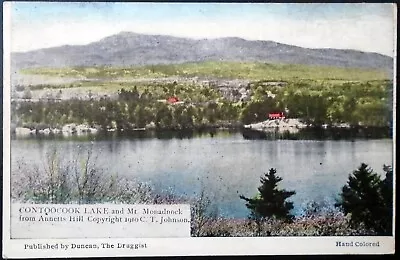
top-left (2, 2), bottom-right (396, 258)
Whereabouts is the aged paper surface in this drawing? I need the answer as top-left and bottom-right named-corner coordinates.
top-left (2, 2), bottom-right (396, 257)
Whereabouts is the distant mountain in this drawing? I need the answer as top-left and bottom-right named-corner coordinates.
top-left (11, 31), bottom-right (393, 71)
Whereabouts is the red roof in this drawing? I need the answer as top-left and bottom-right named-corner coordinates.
top-left (167, 97), bottom-right (179, 103)
top-left (268, 112), bottom-right (285, 119)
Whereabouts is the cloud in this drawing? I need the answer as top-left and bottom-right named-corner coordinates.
top-left (10, 8), bottom-right (395, 56)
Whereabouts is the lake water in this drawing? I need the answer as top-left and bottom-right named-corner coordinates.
top-left (11, 131), bottom-right (393, 218)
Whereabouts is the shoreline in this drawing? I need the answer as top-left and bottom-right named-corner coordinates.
top-left (12, 118), bottom-right (391, 137)
top-left (12, 124), bottom-right (392, 140)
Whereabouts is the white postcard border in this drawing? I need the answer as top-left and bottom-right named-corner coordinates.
top-left (2, 2), bottom-right (396, 258)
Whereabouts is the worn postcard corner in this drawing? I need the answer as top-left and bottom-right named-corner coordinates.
top-left (2, 2), bottom-right (396, 258)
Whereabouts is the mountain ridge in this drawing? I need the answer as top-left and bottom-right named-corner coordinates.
top-left (12, 31), bottom-right (393, 71)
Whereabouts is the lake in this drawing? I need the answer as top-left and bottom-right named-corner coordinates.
top-left (11, 130), bottom-right (393, 218)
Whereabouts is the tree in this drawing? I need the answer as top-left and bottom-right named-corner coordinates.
top-left (240, 98), bottom-right (278, 124)
top-left (240, 168), bottom-right (296, 235)
top-left (134, 106), bottom-right (147, 128)
top-left (380, 165), bottom-right (393, 235)
top-left (155, 104), bottom-right (173, 129)
top-left (335, 163), bottom-right (393, 235)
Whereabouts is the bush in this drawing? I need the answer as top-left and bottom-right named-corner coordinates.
top-left (11, 146), bottom-right (179, 205)
top-left (190, 188), bottom-right (219, 237)
top-left (12, 148), bottom-right (72, 203)
top-left (192, 213), bottom-right (376, 237)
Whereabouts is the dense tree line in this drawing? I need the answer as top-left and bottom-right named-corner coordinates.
top-left (12, 80), bottom-right (392, 129)
top-left (12, 89), bottom-right (240, 130)
top-left (242, 80), bottom-right (392, 127)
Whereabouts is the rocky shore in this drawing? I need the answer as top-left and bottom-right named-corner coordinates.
top-left (13, 124), bottom-right (101, 136)
top-left (244, 118), bottom-right (308, 134)
top-left (12, 121), bottom-right (243, 137)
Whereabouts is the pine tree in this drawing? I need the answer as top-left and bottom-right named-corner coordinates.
top-left (379, 165), bottom-right (393, 235)
top-left (240, 168), bottom-right (296, 225)
top-left (336, 163), bottom-right (392, 235)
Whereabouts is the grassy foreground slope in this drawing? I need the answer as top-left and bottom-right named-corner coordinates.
top-left (21, 61), bottom-right (390, 82)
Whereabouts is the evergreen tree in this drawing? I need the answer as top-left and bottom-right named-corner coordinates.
top-left (155, 105), bottom-right (173, 129)
top-left (379, 165), bottom-right (393, 235)
top-left (134, 106), bottom-right (146, 128)
top-left (240, 168), bottom-right (296, 224)
top-left (336, 163), bottom-right (393, 235)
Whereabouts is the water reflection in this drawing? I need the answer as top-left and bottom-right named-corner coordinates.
top-left (242, 126), bottom-right (391, 140)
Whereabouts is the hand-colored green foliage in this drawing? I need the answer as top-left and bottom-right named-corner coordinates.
top-left (14, 59), bottom-right (393, 129)
top-left (243, 80), bottom-right (392, 126)
top-left (335, 163), bottom-right (393, 235)
top-left (13, 79), bottom-right (392, 130)
top-left (21, 61), bottom-right (389, 81)
top-left (13, 83), bottom-right (240, 130)
top-left (240, 168), bottom-right (296, 227)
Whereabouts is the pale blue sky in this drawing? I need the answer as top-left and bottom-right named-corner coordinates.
top-left (7, 2), bottom-right (396, 56)
top-left (11, 2), bottom-right (392, 21)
